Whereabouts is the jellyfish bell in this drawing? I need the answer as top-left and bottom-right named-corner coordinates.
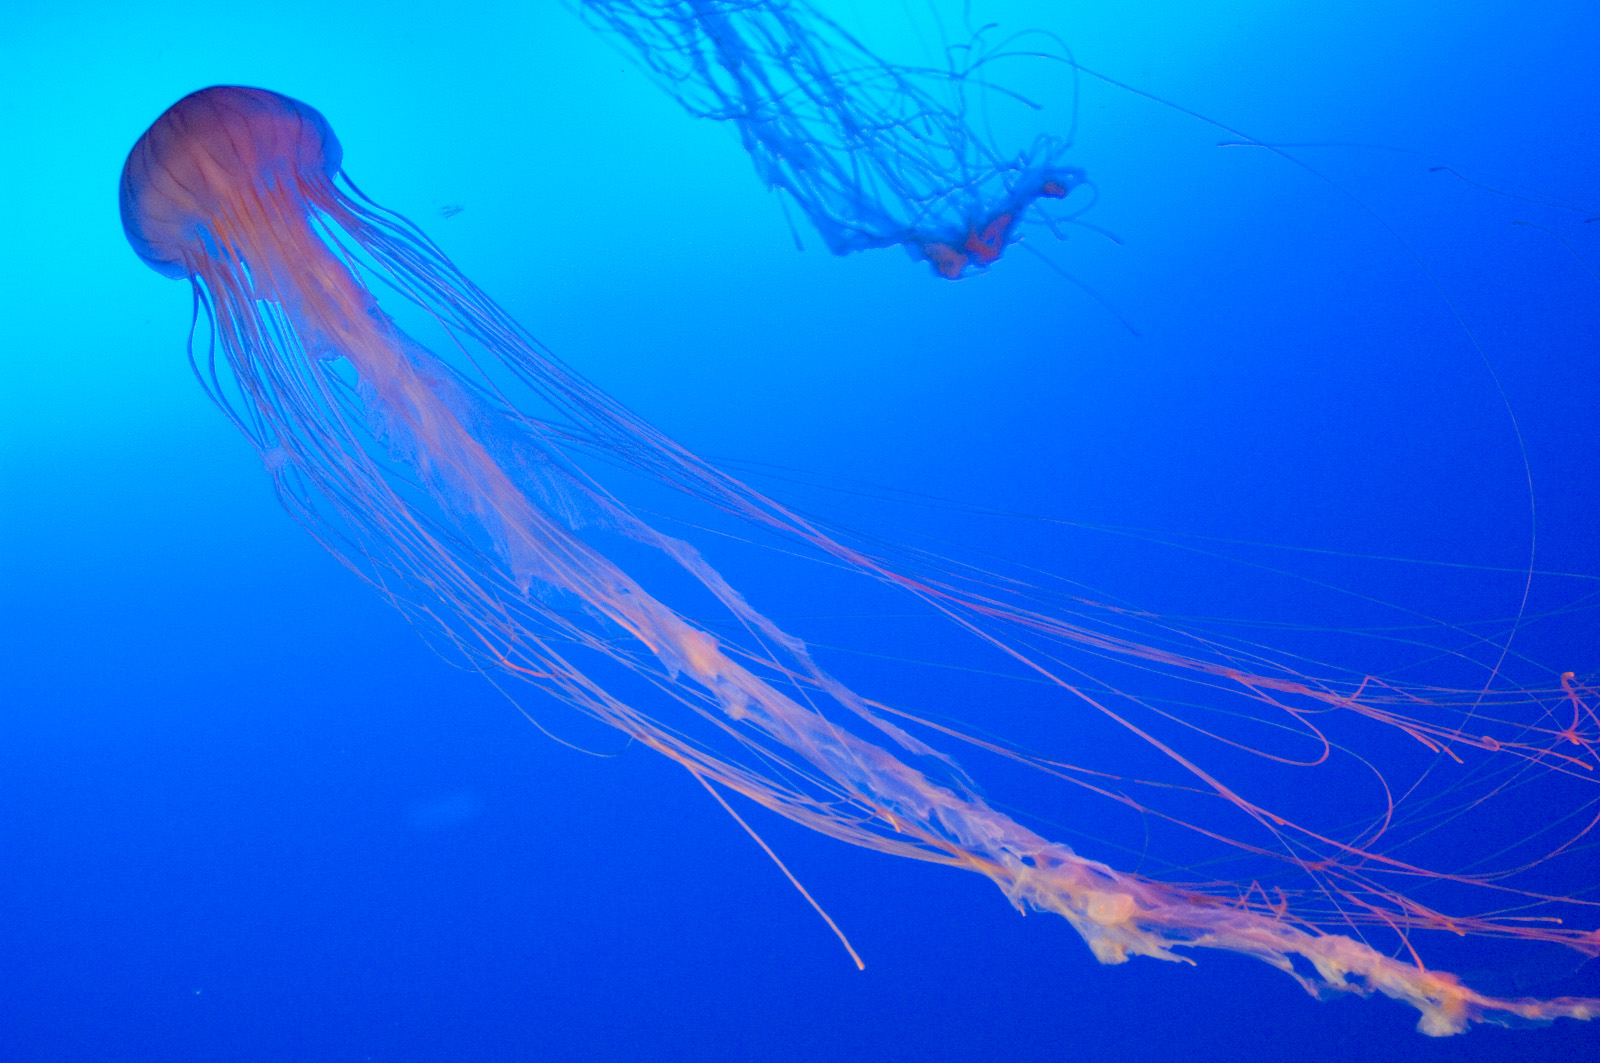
top-left (121, 86), bottom-right (342, 280)
top-left (120, 85), bottom-right (1600, 1037)
top-left (119, 85), bottom-right (387, 386)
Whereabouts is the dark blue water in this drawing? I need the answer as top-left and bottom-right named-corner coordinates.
top-left (3, 2), bottom-right (1598, 1060)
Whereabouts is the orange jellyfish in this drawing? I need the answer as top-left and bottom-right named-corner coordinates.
top-left (120, 85), bottom-right (1600, 1036)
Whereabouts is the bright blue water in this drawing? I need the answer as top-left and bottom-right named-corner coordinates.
top-left (2, 2), bottom-right (1597, 1060)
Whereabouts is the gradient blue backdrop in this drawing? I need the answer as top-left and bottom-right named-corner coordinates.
top-left (2, 2), bottom-right (1598, 1060)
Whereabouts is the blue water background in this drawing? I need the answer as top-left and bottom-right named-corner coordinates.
top-left (2, 1), bottom-right (1598, 1059)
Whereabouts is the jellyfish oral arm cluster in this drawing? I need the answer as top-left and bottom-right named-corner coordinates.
top-left (120, 86), bottom-right (1600, 1037)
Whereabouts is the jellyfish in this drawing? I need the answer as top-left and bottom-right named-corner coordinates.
top-left (120, 85), bottom-right (1600, 1036)
top-left (571, 0), bottom-right (1085, 278)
